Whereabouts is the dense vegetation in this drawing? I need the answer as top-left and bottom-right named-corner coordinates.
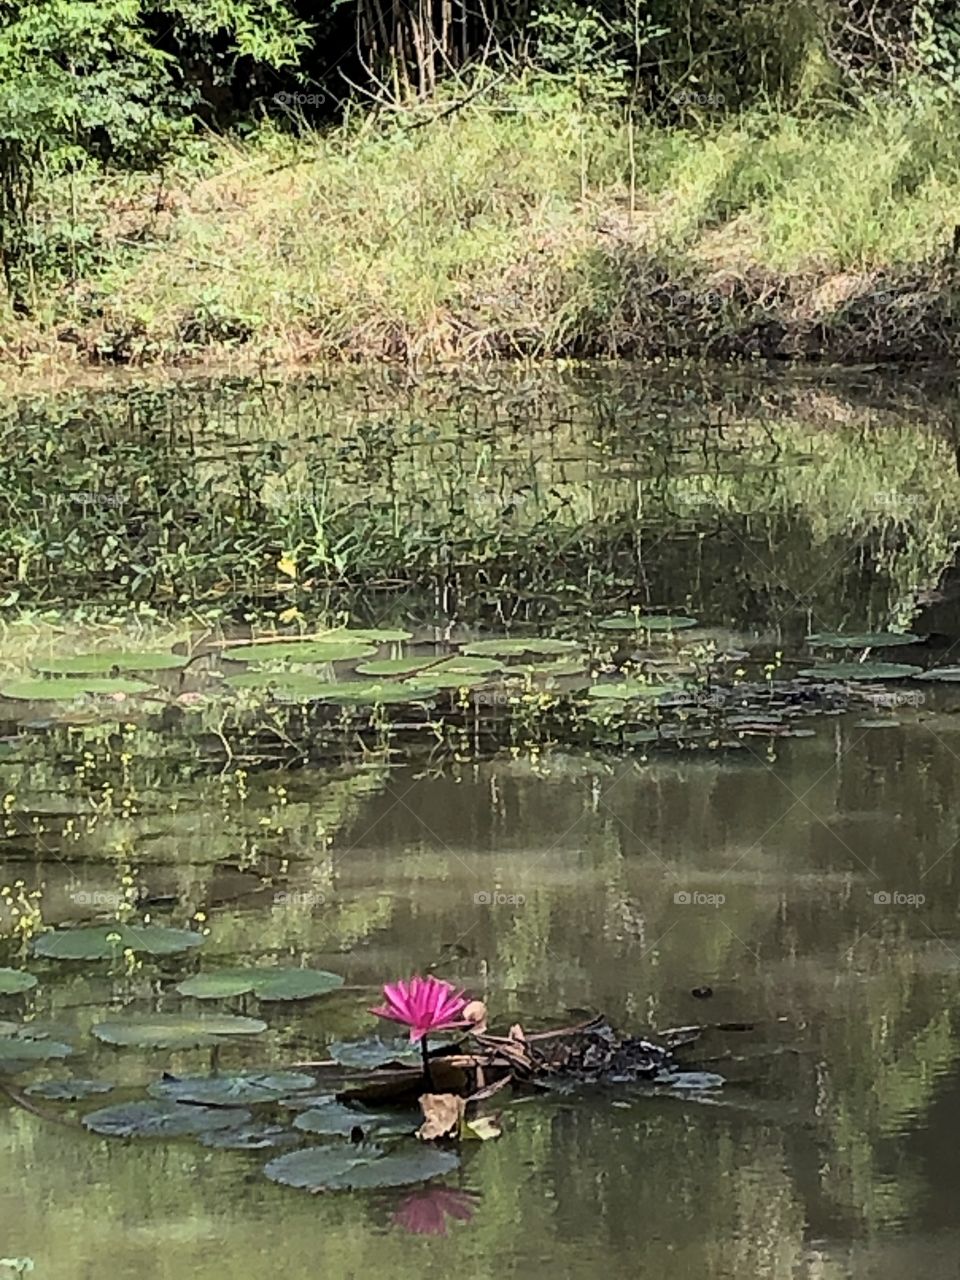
top-left (1, 1), bottom-right (959, 363)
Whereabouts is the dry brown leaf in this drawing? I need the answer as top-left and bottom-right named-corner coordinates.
top-left (416, 1092), bottom-right (465, 1141)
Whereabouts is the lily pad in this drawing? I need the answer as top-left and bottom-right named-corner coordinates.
top-left (1, 677), bottom-right (152, 701)
top-left (918, 667), bottom-right (960, 682)
top-left (806, 632), bottom-right (922, 649)
top-left (83, 1101), bottom-right (252, 1139)
top-left (221, 641), bottom-right (376, 664)
top-left (598, 614), bottom-right (698, 632)
top-left (586, 681), bottom-right (685, 700)
top-left (331, 628), bottom-right (413, 643)
top-left (461, 638), bottom-right (580, 658)
top-left (315, 682), bottom-right (439, 706)
top-left (198, 1123), bottom-right (304, 1150)
top-left (223, 672), bottom-right (332, 698)
top-left (292, 1100), bottom-right (416, 1139)
top-left (328, 1037), bottom-right (422, 1070)
top-left (34, 924), bottom-right (204, 960)
top-left (0, 969), bottom-right (37, 995)
top-left (25, 1078), bottom-right (113, 1101)
top-left (358, 656), bottom-right (502, 678)
top-left (265, 1142), bottom-right (460, 1192)
top-left (176, 967), bottom-right (344, 1002)
top-left (798, 663), bottom-right (921, 681)
top-left (0, 1031), bottom-right (73, 1067)
top-left (148, 1072), bottom-right (316, 1106)
top-left (514, 659), bottom-right (588, 679)
top-left (93, 1014), bottom-right (267, 1049)
top-left (32, 651), bottom-right (186, 674)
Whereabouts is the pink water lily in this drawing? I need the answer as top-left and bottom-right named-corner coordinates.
top-left (370, 975), bottom-right (471, 1043)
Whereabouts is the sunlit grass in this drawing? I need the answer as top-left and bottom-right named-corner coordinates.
top-left (7, 75), bottom-right (960, 363)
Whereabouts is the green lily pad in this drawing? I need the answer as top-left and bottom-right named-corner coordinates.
top-left (586, 681), bottom-right (685, 700)
top-left (0, 1030), bottom-right (73, 1067)
top-left (328, 1037), bottom-right (421, 1070)
top-left (265, 1142), bottom-right (459, 1192)
top-left (315, 682), bottom-right (439, 706)
top-left (407, 672), bottom-right (490, 691)
top-left (32, 651), bottom-right (186, 674)
top-left (357, 656), bottom-right (502, 678)
top-left (34, 924), bottom-right (204, 960)
top-left (806, 632), bottom-right (922, 649)
top-left (462, 638), bottom-right (580, 658)
top-left (1, 677), bottom-right (152, 701)
top-left (331, 628), bottom-right (413, 643)
top-left (148, 1072), bottom-right (316, 1105)
top-left (292, 1101), bottom-right (415, 1139)
top-left (0, 969), bottom-right (37, 995)
top-left (221, 641), bottom-right (376, 664)
top-left (798, 663), bottom-right (921, 681)
top-left (918, 667), bottom-right (960, 681)
top-left (176, 967), bottom-right (344, 1002)
top-left (93, 1014), bottom-right (267, 1049)
top-left (198, 1123), bottom-right (304, 1150)
top-left (223, 671), bottom-right (332, 698)
top-left (598, 614), bottom-right (698, 632)
top-left (514, 659), bottom-right (588, 679)
top-left (25, 1078), bottom-right (113, 1101)
top-left (83, 1101), bottom-right (252, 1139)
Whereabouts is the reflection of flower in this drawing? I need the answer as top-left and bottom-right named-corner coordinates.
top-left (391, 1189), bottom-right (476, 1236)
top-left (371, 975), bottom-right (471, 1043)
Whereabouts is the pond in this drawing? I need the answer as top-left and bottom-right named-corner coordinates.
top-left (3, 364), bottom-right (960, 1279)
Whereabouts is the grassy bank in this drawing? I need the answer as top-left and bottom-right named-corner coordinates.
top-left (4, 77), bottom-right (960, 370)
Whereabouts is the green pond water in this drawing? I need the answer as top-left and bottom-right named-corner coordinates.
top-left (4, 365), bottom-right (960, 1278)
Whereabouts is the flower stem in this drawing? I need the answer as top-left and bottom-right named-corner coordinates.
top-left (420, 1034), bottom-right (434, 1090)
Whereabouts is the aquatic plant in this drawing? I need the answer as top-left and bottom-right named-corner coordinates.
top-left (371, 975), bottom-right (473, 1087)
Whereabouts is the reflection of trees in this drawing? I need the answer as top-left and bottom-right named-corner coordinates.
top-left (3, 369), bottom-right (959, 624)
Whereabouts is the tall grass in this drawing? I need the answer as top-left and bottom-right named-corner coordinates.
top-left (5, 75), bottom-right (960, 365)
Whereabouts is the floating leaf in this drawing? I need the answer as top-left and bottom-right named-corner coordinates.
top-left (798, 663), bottom-right (921, 682)
top-left (223, 671), bottom-right (332, 698)
top-left (93, 1014), bottom-right (266, 1049)
top-left (358, 656), bottom-right (501, 678)
top-left (462, 637), bottom-right (580, 658)
top-left (586, 681), bottom-right (684, 700)
top-left (328, 1037), bottom-right (422, 1070)
top-left (221, 641), bottom-right (376, 664)
top-left (265, 1143), bottom-right (459, 1192)
top-left (0, 1031), bottom-right (73, 1067)
top-left (25, 1078), bottom-right (113, 1101)
top-left (1, 677), bottom-right (152, 701)
top-left (336, 628), bottom-right (413, 643)
top-left (0, 969), bottom-right (37, 995)
top-left (464, 1116), bottom-right (502, 1141)
top-left (293, 1100), bottom-right (416, 1139)
top-left (806, 632), bottom-right (922, 649)
top-left (83, 1101), bottom-right (252, 1139)
top-left (198, 1123), bottom-right (304, 1150)
top-left (32, 651), bottom-right (186, 674)
top-left (598, 614), bottom-right (698, 632)
top-left (918, 667), bottom-right (960, 682)
top-left (148, 1072), bottom-right (316, 1106)
top-left (514, 659), bottom-right (588, 679)
top-left (315, 682), bottom-right (439, 706)
top-left (34, 925), bottom-right (204, 960)
top-left (176, 967), bottom-right (343, 1002)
